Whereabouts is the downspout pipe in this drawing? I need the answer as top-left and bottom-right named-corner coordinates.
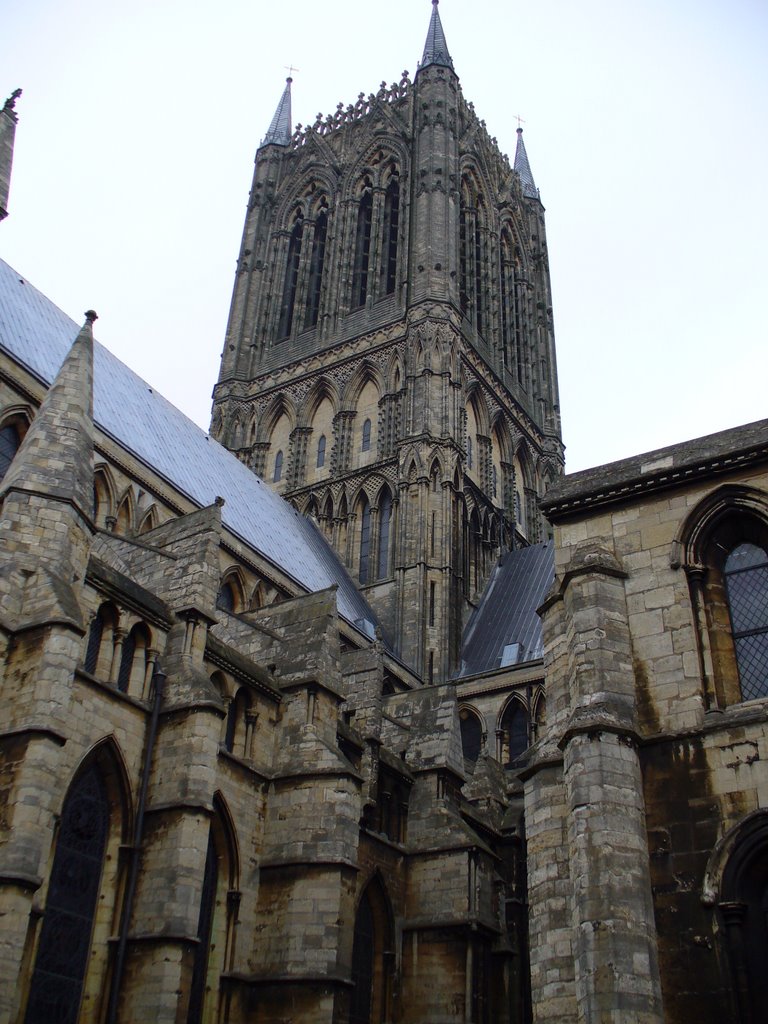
top-left (106, 663), bottom-right (166, 1024)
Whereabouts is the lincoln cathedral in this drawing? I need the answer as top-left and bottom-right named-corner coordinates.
top-left (1, 3), bottom-right (767, 1023)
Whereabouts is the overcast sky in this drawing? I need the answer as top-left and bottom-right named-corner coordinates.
top-left (2, 0), bottom-right (766, 473)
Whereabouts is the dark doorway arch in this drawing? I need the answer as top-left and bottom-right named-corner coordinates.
top-left (349, 876), bottom-right (393, 1024)
top-left (720, 813), bottom-right (768, 1022)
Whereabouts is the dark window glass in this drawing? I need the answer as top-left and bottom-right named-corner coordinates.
top-left (467, 435), bottom-right (473, 469)
top-left (381, 176), bottom-right (400, 296)
top-left (217, 583), bottom-right (235, 614)
top-left (117, 628), bottom-right (136, 693)
top-left (460, 709), bottom-right (482, 763)
top-left (24, 764), bottom-right (109, 1024)
top-left (492, 465), bottom-right (498, 500)
top-left (377, 490), bottom-right (392, 579)
top-left (317, 434), bottom-right (326, 468)
top-left (305, 209), bottom-right (328, 329)
top-left (0, 422), bottom-right (21, 482)
top-left (278, 213), bottom-right (304, 339)
top-left (474, 210), bottom-right (484, 336)
top-left (725, 542), bottom-right (768, 702)
top-left (361, 419), bottom-right (372, 452)
top-left (501, 701), bottom-right (530, 766)
top-left (352, 190), bottom-right (373, 308)
top-left (273, 450), bottom-right (283, 482)
top-left (84, 610), bottom-right (105, 674)
top-left (459, 203), bottom-right (469, 317)
top-left (359, 499), bottom-right (371, 585)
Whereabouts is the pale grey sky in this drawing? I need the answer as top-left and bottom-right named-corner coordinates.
top-left (2, 0), bottom-right (766, 472)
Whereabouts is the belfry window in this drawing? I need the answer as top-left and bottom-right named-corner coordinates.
top-left (305, 207), bottom-right (328, 329)
top-left (380, 172), bottom-right (400, 296)
top-left (724, 542), bottom-right (768, 701)
top-left (277, 211), bottom-right (304, 339)
top-left (352, 182), bottom-right (373, 308)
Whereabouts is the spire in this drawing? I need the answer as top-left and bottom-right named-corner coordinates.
top-left (420, 0), bottom-right (454, 71)
top-left (514, 127), bottom-right (539, 200)
top-left (262, 77), bottom-right (293, 147)
top-left (0, 88), bottom-right (22, 222)
top-left (0, 311), bottom-right (96, 515)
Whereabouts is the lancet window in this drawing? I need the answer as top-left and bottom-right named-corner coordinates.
top-left (380, 170), bottom-right (400, 296)
top-left (359, 495), bottom-right (372, 584)
top-left (460, 176), bottom-right (488, 336)
top-left (352, 179), bottom-right (374, 308)
top-left (305, 204), bottom-right (328, 329)
top-left (377, 488), bottom-right (392, 579)
top-left (277, 210), bottom-right (304, 339)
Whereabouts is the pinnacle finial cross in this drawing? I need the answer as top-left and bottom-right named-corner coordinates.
top-left (514, 114), bottom-right (526, 130)
top-left (284, 64), bottom-right (300, 79)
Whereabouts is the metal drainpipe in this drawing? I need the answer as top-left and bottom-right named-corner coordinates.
top-left (106, 663), bottom-right (166, 1024)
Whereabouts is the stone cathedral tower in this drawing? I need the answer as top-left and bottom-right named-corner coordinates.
top-left (212, 1), bottom-right (563, 677)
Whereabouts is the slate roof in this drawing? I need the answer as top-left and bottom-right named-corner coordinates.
top-left (0, 257), bottom-right (380, 640)
top-left (456, 542), bottom-right (554, 677)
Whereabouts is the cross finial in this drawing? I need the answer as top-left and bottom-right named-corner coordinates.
top-left (514, 114), bottom-right (526, 130)
top-left (284, 64), bottom-right (300, 80)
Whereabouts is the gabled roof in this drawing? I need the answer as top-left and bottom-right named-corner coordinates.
top-left (0, 257), bottom-right (381, 640)
top-left (456, 542), bottom-right (554, 677)
top-left (261, 77), bottom-right (293, 147)
top-left (419, 0), bottom-right (454, 71)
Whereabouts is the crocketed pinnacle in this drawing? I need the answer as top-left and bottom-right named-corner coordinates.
top-left (514, 127), bottom-right (539, 200)
top-left (420, 0), bottom-right (454, 71)
top-left (262, 77), bottom-right (293, 147)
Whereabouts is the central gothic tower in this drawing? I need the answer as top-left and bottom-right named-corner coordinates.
top-left (211, 1), bottom-right (563, 677)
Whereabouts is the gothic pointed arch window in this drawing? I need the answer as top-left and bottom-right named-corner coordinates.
top-left (380, 168), bottom-right (400, 296)
top-left (24, 758), bottom-right (119, 1024)
top-left (273, 449), bottom-right (284, 482)
top-left (117, 621), bottom-right (150, 696)
top-left (305, 203), bottom-right (329, 329)
top-left (500, 698), bottom-right (530, 766)
top-left (459, 176), bottom-right (488, 336)
top-left (84, 602), bottom-right (118, 678)
top-left (361, 418), bottom-right (372, 452)
top-left (0, 414), bottom-right (27, 482)
top-left (352, 179), bottom-right (373, 308)
top-left (317, 433), bottom-right (327, 468)
top-left (679, 491), bottom-right (768, 707)
top-left (278, 210), bottom-right (304, 339)
top-left (358, 495), bottom-right (372, 585)
top-left (187, 798), bottom-right (239, 1024)
top-left (377, 488), bottom-right (392, 580)
top-left (460, 706), bottom-right (483, 764)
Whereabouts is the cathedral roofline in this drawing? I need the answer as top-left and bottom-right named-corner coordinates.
top-left (418, 0), bottom-right (454, 73)
top-left (541, 418), bottom-right (768, 522)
